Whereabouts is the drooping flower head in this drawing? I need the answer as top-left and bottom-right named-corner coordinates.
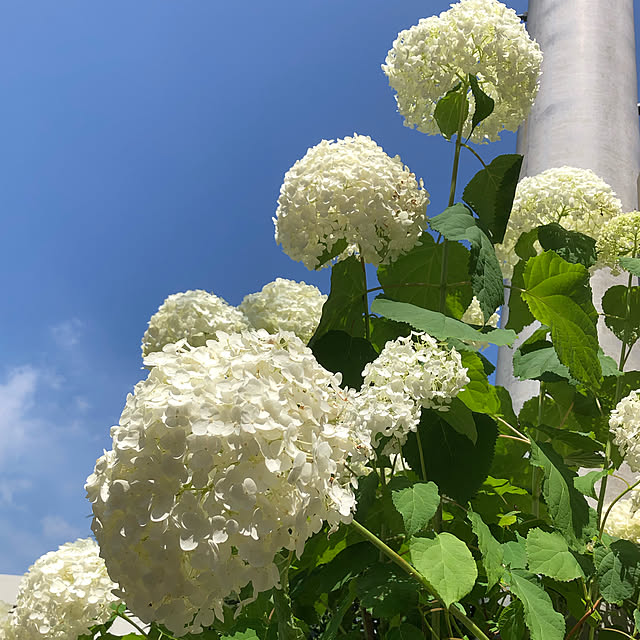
top-left (495, 166), bottom-right (623, 278)
top-left (382, 0), bottom-right (542, 142)
top-left (274, 134), bottom-right (429, 269)
top-left (610, 389), bottom-right (640, 473)
top-left (87, 330), bottom-right (371, 636)
top-left (141, 289), bottom-right (251, 357)
top-left (350, 332), bottom-right (469, 450)
top-left (8, 538), bottom-right (120, 640)
top-left (596, 210), bottom-right (640, 273)
top-left (604, 498), bottom-right (640, 544)
top-left (239, 278), bottom-right (327, 344)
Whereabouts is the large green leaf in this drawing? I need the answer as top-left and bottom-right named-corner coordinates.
top-left (386, 624), bottom-right (424, 640)
top-left (505, 258), bottom-right (535, 333)
top-left (318, 582), bottom-right (357, 640)
top-left (537, 222), bottom-right (597, 268)
top-left (410, 532), bottom-right (477, 607)
top-left (529, 440), bottom-right (590, 549)
top-left (392, 482), bottom-right (440, 536)
top-left (376, 232), bottom-right (473, 319)
top-left (309, 256), bottom-right (365, 346)
top-left (429, 203), bottom-right (504, 321)
top-left (440, 397), bottom-right (477, 443)
top-left (525, 528), bottom-right (584, 582)
top-left (468, 74), bottom-right (495, 135)
top-left (468, 511), bottom-right (504, 589)
top-left (498, 600), bottom-right (527, 640)
top-left (457, 350), bottom-right (500, 415)
top-left (619, 256), bottom-right (640, 276)
top-left (434, 83), bottom-right (469, 139)
top-left (602, 284), bottom-right (640, 345)
top-left (574, 470), bottom-right (608, 499)
top-left (505, 569), bottom-right (565, 640)
top-left (462, 154), bottom-right (522, 245)
top-left (371, 298), bottom-right (516, 346)
top-left (520, 251), bottom-right (600, 389)
top-left (222, 632), bottom-right (260, 640)
top-left (356, 564), bottom-right (419, 618)
top-left (595, 539), bottom-right (640, 604)
top-left (311, 331), bottom-right (378, 390)
top-left (404, 411), bottom-right (498, 502)
top-left (513, 344), bottom-right (571, 382)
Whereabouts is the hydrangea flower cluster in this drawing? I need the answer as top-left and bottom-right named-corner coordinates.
top-left (6, 538), bottom-right (120, 640)
top-left (350, 332), bottom-right (469, 449)
top-left (0, 602), bottom-right (13, 639)
top-left (604, 499), bottom-right (640, 544)
top-left (596, 210), bottom-right (640, 273)
top-left (610, 389), bottom-right (640, 473)
top-left (382, 0), bottom-right (542, 143)
top-left (274, 134), bottom-right (429, 269)
top-left (87, 330), bottom-right (372, 636)
top-left (141, 289), bottom-right (251, 356)
top-left (461, 296), bottom-right (500, 328)
top-left (239, 278), bottom-right (327, 344)
top-left (495, 166), bottom-right (623, 278)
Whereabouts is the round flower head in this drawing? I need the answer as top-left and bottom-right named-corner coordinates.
top-left (382, 0), bottom-right (542, 143)
top-left (495, 166), bottom-right (623, 278)
top-left (141, 289), bottom-right (251, 356)
top-left (610, 389), bottom-right (640, 473)
top-left (351, 332), bottom-right (469, 450)
top-left (239, 278), bottom-right (327, 344)
top-left (87, 330), bottom-right (371, 636)
top-left (596, 210), bottom-right (640, 273)
top-left (274, 134), bottom-right (429, 269)
top-left (604, 498), bottom-right (640, 544)
top-left (9, 538), bottom-right (120, 640)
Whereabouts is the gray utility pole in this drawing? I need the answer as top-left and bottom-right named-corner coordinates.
top-left (497, 0), bottom-right (640, 410)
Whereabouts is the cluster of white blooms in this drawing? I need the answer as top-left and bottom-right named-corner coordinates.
top-left (239, 278), bottom-right (327, 344)
top-left (495, 167), bottom-right (623, 278)
top-left (461, 296), bottom-right (500, 328)
top-left (382, 0), bottom-right (542, 143)
top-left (0, 602), bottom-right (13, 639)
top-left (141, 289), bottom-right (251, 356)
top-left (87, 330), bottom-right (372, 636)
top-left (350, 332), bottom-right (469, 450)
top-left (596, 211), bottom-right (640, 273)
top-left (604, 499), bottom-right (640, 544)
top-left (610, 389), bottom-right (640, 473)
top-left (6, 538), bottom-right (120, 640)
top-left (274, 134), bottom-right (429, 270)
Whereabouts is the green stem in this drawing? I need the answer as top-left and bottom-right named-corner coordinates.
top-left (360, 256), bottom-right (370, 341)
top-left (599, 478), bottom-right (640, 540)
top-left (416, 430), bottom-right (428, 483)
top-left (532, 383), bottom-right (546, 518)
top-left (350, 519), bottom-right (492, 640)
top-left (273, 551), bottom-right (303, 639)
top-left (461, 142), bottom-right (488, 168)
top-left (116, 612), bottom-right (149, 638)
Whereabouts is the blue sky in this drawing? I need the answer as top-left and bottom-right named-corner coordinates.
top-left (0, 0), bottom-right (624, 573)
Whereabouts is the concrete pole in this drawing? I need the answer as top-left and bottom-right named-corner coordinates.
top-left (497, 0), bottom-right (640, 410)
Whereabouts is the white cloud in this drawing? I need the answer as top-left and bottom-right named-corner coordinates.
top-left (50, 318), bottom-right (83, 349)
top-left (0, 367), bottom-right (41, 457)
top-left (40, 515), bottom-right (84, 541)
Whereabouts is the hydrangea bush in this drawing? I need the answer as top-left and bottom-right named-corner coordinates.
top-left (13, 0), bottom-right (640, 638)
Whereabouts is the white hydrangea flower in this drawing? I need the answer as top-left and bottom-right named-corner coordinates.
top-left (239, 278), bottom-right (327, 344)
top-left (596, 211), bottom-right (640, 274)
top-left (461, 296), bottom-right (500, 328)
top-left (274, 134), bottom-right (429, 270)
top-left (382, 0), bottom-right (542, 143)
top-left (351, 332), bottom-right (469, 449)
top-left (495, 167), bottom-right (623, 278)
top-left (141, 289), bottom-right (251, 356)
top-left (604, 499), bottom-right (640, 544)
top-left (87, 330), bottom-right (372, 636)
top-left (610, 389), bottom-right (640, 473)
top-left (9, 538), bottom-right (120, 640)
top-left (0, 601), bottom-right (14, 640)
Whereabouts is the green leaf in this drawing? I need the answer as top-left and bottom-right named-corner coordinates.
top-left (440, 397), bottom-right (477, 443)
top-left (513, 345), bottom-right (572, 382)
top-left (410, 532), bottom-right (478, 607)
top-left (377, 232), bottom-right (473, 319)
top-left (619, 256), bottom-right (640, 276)
top-left (529, 440), bottom-right (590, 549)
top-left (310, 331), bottom-right (378, 390)
top-left (429, 203), bottom-right (504, 321)
top-left (369, 316), bottom-right (411, 353)
top-left (498, 600), bottom-right (528, 640)
top-left (318, 581), bottom-right (357, 640)
top-left (505, 257), bottom-right (535, 333)
top-left (526, 528), bottom-right (584, 582)
top-left (371, 298), bottom-right (516, 346)
top-left (520, 251), bottom-right (601, 389)
top-left (634, 608), bottom-right (640, 634)
top-left (392, 482), bottom-right (440, 536)
top-left (505, 569), bottom-right (565, 640)
top-left (595, 539), bottom-right (640, 604)
top-left (457, 351), bottom-right (500, 415)
top-left (434, 83), bottom-right (469, 139)
top-left (602, 284), bottom-right (640, 345)
top-left (386, 623), bottom-right (425, 640)
top-left (404, 411), bottom-right (497, 502)
top-left (356, 564), bottom-right (419, 618)
top-left (462, 154), bottom-right (523, 245)
top-left (315, 237), bottom-right (349, 270)
top-left (468, 74), bottom-right (495, 135)
top-left (573, 470), bottom-right (607, 500)
top-left (222, 631), bottom-right (260, 640)
top-left (468, 511), bottom-right (504, 589)
top-left (309, 256), bottom-right (365, 346)
top-left (502, 537), bottom-right (527, 569)
top-left (537, 222), bottom-right (597, 268)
